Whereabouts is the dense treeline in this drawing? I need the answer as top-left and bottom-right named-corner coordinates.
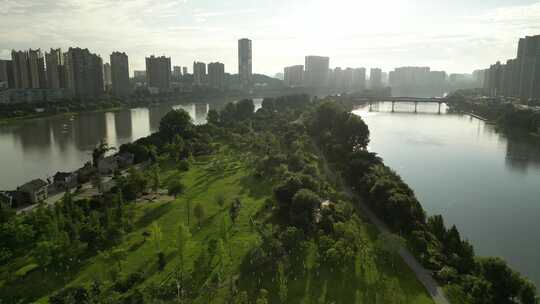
top-left (0, 106), bottom-right (217, 302)
top-left (1, 94), bottom-right (537, 303)
top-left (308, 99), bottom-right (537, 304)
top-left (447, 91), bottom-right (540, 134)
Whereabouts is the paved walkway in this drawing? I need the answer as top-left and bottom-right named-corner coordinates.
top-left (355, 198), bottom-right (450, 304)
top-left (312, 143), bottom-right (449, 304)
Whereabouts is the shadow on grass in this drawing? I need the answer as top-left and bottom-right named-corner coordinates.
top-left (135, 202), bottom-right (174, 229)
top-left (238, 174), bottom-right (272, 200)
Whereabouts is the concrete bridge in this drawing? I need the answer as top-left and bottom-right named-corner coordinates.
top-left (351, 96), bottom-right (447, 113)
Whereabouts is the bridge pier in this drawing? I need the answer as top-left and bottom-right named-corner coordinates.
top-left (438, 102), bottom-right (441, 114)
top-left (414, 101), bottom-right (418, 113)
top-left (391, 101), bottom-right (395, 113)
top-left (369, 101), bottom-right (372, 111)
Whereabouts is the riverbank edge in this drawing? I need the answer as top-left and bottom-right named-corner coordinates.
top-left (0, 106), bottom-right (126, 125)
top-left (0, 95), bottom-right (259, 126)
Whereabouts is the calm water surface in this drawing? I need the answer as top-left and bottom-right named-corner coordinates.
top-left (0, 98), bottom-right (262, 190)
top-left (353, 102), bottom-right (540, 287)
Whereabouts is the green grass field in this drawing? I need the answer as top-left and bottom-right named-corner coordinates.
top-left (1, 146), bottom-right (436, 303)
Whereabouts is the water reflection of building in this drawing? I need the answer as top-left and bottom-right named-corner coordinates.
top-left (74, 113), bottom-right (107, 151)
top-left (130, 108), bottom-right (151, 141)
top-left (48, 116), bottom-right (75, 153)
top-left (114, 110), bottom-right (133, 141)
top-left (11, 119), bottom-right (52, 154)
top-left (505, 133), bottom-right (540, 173)
top-left (149, 106), bottom-right (173, 132)
top-left (194, 103), bottom-right (210, 125)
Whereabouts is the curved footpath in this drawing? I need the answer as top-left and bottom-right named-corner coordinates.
top-left (312, 143), bottom-right (450, 304)
top-left (354, 197), bottom-right (450, 304)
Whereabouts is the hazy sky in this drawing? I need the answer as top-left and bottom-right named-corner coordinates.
top-left (1, 0), bottom-right (540, 76)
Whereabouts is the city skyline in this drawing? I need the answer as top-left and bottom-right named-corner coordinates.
top-left (2, 0), bottom-right (540, 75)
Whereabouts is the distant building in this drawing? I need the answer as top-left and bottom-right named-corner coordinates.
top-left (305, 56), bottom-right (329, 88)
top-left (64, 47), bottom-right (104, 99)
top-left (53, 171), bottom-right (78, 190)
top-left (133, 70), bottom-right (146, 79)
top-left (11, 50), bottom-right (35, 89)
top-left (388, 66), bottom-right (446, 97)
top-left (517, 35), bottom-right (540, 100)
top-left (182, 66), bottom-right (188, 75)
top-left (45, 48), bottom-right (65, 89)
top-left (0, 60), bottom-right (14, 89)
top-left (472, 69), bottom-right (486, 87)
top-left (284, 65), bottom-right (304, 87)
top-left (238, 38), bottom-right (252, 87)
top-left (342, 68), bottom-right (354, 91)
top-left (482, 35), bottom-right (540, 100)
top-left (173, 66), bottom-right (182, 80)
top-left (27, 49), bottom-right (47, 89)
top-left (370, 68), bottom-right (382, 88)
top-left (208, 62), bottom-right (225, 89)
top-left (145, 55), bottom-right (171, 92)
top-left (193, 61), bottom-right (207, 86)
top-left (0, 88), bottom-right (68, 104)
top-left (110, 52), bottom-right (130, 97)
top-left (352, 68), bottom-right (366, 92)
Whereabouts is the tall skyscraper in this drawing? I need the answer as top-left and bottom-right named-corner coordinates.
top-left (173, 66), bottom-right (182, 80)
top-left (284, 65), bottom-right (304, 87)
top-left (145, 55), bottom-right (171, 92)
top-left (64, 47), bottom-right (104, 98)
top-left (27, 49), bottom-right (47, 89)
top-left (110, 52), bottom-right (130, 97)
top-left (517, 35), bottom-right (540, 100)
top-left (11, 50), bottom-right (30, 88)
top-left (352, 68), bottom-right (366, 92)
top-left (193, 61), bottom-right (207, 86)
top-left (103, 63), bottom-right (112, 88)
top-left (45, 48), bottom-right (64, 89)
top-left (305, 56), bottom-right (329, 88)
top-left (238, 38), bottom-right (252, 87)
top-left (0, 60), bottom-right (14, 88)
top-left (370, 68), bottom-right (383, 88)
top-left (208, 62), bottom-right (225, 89)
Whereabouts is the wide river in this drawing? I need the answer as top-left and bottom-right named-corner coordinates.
top-left (1, 99), bottom-right (539, 286)
top-left (0, 98), bottom-right (262, 190)
top-left (353, 102), bottom-right (540, 287)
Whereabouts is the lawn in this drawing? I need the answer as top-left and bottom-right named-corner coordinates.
top-left (2, 145), bottom-right (436, 303)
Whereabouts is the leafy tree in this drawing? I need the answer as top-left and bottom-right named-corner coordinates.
top-left (207, 109), bottom-right (220, 125)
top-left (234, 291), bottom-right (249, 304)
top-left (478, 257), bottom-right (524, 303)
top-left (277, 261), bottom-right (288, 303)
top-left (236, 99), bottom-right (255, 120)
top-left (194, 203), bottom-right (205, 228)
top-left (159, 109), bottom-right (194, 141)
top-left (290, 189), bottom-right (321, 231)
top-left (150, 222), bottom-right (165, 270)
top-left (99, 248), bottom-right (127, 272)
top-left (229, 198), bottom-right (241, 225)
top-left (150, 164), bottom-right (160, 193)
top-left (375, 232), bottom-right (406, 269)
top-left (175, 223), bottom-right (191, 301)
top-left (215, 193), bottom-right (226, 208)
top-left (92, 140), bottom-right (115, 167)
top-left (167, 180), bottom-right (185, 198)
top-left (256, 289), bottom-right (269, 304)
